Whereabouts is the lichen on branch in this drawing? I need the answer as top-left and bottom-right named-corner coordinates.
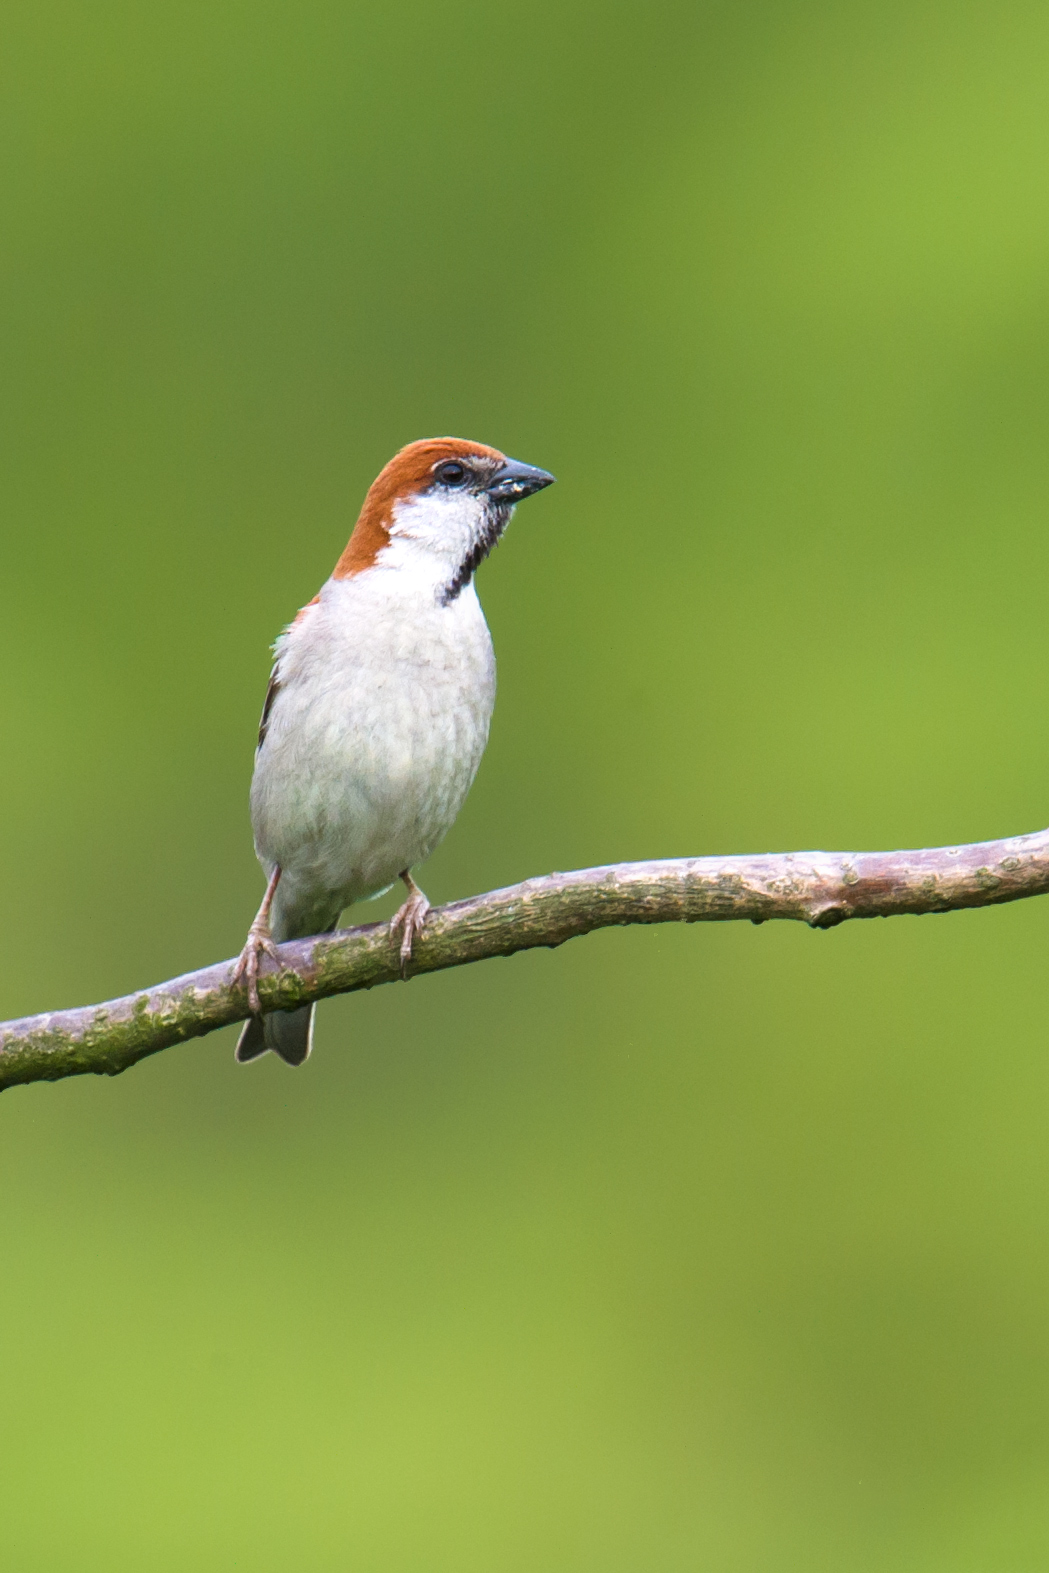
top-left (2, 824), bottom-right (1048, 1093)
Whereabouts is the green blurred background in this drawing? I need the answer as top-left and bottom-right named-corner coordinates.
top-left (4, 0), bottom-right (1049, 1565)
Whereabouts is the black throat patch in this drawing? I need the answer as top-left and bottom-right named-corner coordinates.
top-left (439, 503), bottom-right (512, 605)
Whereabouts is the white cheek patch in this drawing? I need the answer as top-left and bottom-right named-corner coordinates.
top-left (389, 490), bottom-right (485, 566)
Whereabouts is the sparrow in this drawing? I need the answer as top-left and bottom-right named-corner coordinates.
top-left (232, 436), bottom-right (555, 1065)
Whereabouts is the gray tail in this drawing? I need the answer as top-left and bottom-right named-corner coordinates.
top-left (235, 1004), bottom-right (315, 1067)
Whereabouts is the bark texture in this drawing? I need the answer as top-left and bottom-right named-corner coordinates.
top-left (2, 825), bottom-right (1048, 1092)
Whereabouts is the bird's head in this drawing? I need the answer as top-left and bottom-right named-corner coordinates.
top-left (333, 438), bottom-right (554, 603)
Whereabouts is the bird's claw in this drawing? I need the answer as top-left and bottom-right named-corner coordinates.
top-left (232, 924), bottom-right (281, 1015)
top-left (390, 887), bottom-right (431, 978)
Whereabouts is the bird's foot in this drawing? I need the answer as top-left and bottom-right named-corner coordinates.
top-left (390, 875), bottom-right (431, 978)
top-left (232, 919), bottom-right (281, 1015)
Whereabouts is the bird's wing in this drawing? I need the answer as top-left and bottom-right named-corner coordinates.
top-left (256, 593), bottom-right (321, 751)
top-left (256, 667), bottom-right (280, 752)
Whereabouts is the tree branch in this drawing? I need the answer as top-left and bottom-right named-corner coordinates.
top-left (3, 825), bottom-right (1048, 1093)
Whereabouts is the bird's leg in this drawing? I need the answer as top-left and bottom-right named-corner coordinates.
top-left (232, 864), bottom-right (282, 1015)
top-left (389, 870), bottom-right (431, 978)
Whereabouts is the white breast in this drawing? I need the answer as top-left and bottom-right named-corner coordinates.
top-left (250, 563), bottom-right (496, 939)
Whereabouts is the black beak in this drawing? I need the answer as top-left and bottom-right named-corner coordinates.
top-left (486, 456), bottom-right (556, 503)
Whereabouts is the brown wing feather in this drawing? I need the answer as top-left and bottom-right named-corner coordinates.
top-left (257, 668), bottom-right (280, 752)
top-left (256, 595), bottom-right (320, 751)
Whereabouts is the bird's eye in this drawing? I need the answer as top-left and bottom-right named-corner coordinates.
top-left (435, 460), bottom-right (468, 488)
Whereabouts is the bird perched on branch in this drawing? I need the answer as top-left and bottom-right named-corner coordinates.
top-left (232, 437), bottom-right (555, 1065)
